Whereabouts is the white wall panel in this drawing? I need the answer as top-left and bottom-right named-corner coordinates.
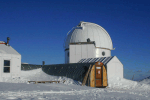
top-left (75, 45), bottom-right (81, 55)
top-left (115, 63), bottom-right (123, 78)
top-left (95, 48), bottom-right (101, 57)
top-left (69, 44), bottom-right (95, 63)
top-left (70, 45), bottom-right (76, 55)
top-left (81, 45), bottom-right (87, 59)
top-left (75, 45), bottom-right (81, 63)
top-left (75, 54), bottom-right (82, 63)
top-left (69, 45), bottom-right (76, 63)
top-left (11, 56), bottom-right (21, 78)
top-left (107, 62), bottom-right (116, 79)
top-left (87, 44), bottom-right (95, 58)
top-left (95, 48), bottom-right (111, 57)
top-left (106, 56), bottom-right (123, 85)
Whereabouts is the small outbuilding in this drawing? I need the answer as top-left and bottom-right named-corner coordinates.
top-left (0, 39), bottom-right (21, 79)
top-left (78, 56), bottom-right (123, 85)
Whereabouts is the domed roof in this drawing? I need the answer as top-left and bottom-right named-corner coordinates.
top-left (64, 21), bottom-right (113, 50)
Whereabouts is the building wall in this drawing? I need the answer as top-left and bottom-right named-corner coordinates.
top-left (65, 43), bottom-right (112, 64)
top-left (69, 44), bottom-right (95, 63)
top-left (0, 53), bottom-right (21, 78)
top-left (95, 48), bottom-right (111, 57)
top-left (1, 54), bottom-right (11, 77)
top-left (106, 56), bottom-right (123, 85)
top-left (11, 55), bottom-right (21, 78)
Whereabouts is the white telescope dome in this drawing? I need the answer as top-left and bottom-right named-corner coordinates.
top-left (64, 21), bottom-right (113, 50)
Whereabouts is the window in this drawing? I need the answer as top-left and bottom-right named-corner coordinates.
top-left (4, 60), bottom-right (10, 73)
top-left (102, 51), bottom-right (105, 56)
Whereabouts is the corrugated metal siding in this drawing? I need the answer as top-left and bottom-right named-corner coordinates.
top-left (78, 56), bottom-right (114, 65)
top-left (42, 63), bottom-right (95, 82)
top-left (21, 63), bottom-right (95, 84)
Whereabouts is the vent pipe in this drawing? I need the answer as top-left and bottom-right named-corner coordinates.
top-left (87, 38), bottom-right (90, 42)
top-left (6, 37), bottom-right (10, 45)
top-left (42, 61), bottom-right (45, 66)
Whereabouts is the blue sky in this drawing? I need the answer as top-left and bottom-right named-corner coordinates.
top-left (0, 0), bottom-right (150, 80)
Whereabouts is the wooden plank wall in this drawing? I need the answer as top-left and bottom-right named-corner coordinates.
top-left (103, 65), bottom-right (107, 86)
top-left (90, 65), bottom-right (95, 87)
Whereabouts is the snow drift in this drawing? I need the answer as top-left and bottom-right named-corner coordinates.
top-left (0, 68), bottom-right (150, 100)
top-left (0, 68), bottom-right (82, 85)
top-left (0, 68), bottom-right (150, 91)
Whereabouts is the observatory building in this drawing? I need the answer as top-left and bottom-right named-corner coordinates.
top-left (21, 21), bottom-right (124, 88)
top-left (64, 21), bottom-right (123, 84)
top-left (64, 21), bottom-right (113, 63)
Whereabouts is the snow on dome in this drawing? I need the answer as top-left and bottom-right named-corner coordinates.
top-left (64, 21), bottom-right (113, 50)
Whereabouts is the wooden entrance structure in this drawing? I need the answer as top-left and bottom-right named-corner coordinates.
top-left (90, 62), bottom-right (107, 87)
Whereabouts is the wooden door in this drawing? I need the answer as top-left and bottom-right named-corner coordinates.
top-left (90, 62), bottom-right (107, 87)
top-left (95, 66), bottom-right (102, 87)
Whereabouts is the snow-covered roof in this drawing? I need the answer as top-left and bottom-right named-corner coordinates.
top-left (0, 42), bottom-right (20, 55)
top-left (64, 21), bottom-right (113, 50)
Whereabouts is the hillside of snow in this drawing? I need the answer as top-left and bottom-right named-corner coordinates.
top-left (0, 68), bottom-right (150, 100)
top-left (139, 76), bottom-right (150, 85)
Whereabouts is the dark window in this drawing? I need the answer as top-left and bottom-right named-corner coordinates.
top-left (4, 60), bottom-right (10, 73)
top-left (4, 60), bottom-right (10, 66)
top-left (4, 67), bottom-right (10, 73)
top-left (102, 51), bottom-right (105, 56)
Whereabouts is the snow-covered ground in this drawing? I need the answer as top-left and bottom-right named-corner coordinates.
top-left (0, 68), bottom-right (150, 100)
top-left (139, 76), bottom-right (150, 85)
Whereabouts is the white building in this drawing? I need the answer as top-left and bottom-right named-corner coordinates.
top-left (64, 21), bottom-right (113, 63)
top-left (64, 21), bottom-right (123, 79)
top-left (0, 39), bottom-right (21, 79)
top-left (78, 56), bottom-right (124, 79)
